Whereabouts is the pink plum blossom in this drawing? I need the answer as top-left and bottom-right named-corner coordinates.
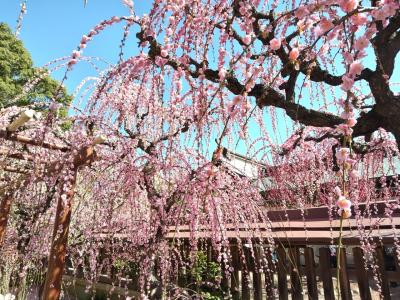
top-left (352, 13), bottom-right (368, 26)
top-left (72, 50), bottom-right (81, 59)
top-left (81, 35), bottom-right (90, 44)
top-left (336, 147), bottom-right (350, 163)
top-left (339, 0), bottom-right (358, 13)
top-left (160, 49), bottom-right (168, 57)
top-left (341, 111), bottom-right (354, 119)
top-left (334, 186), bottom-right (342, 196)
top-left (243, 34), bottom-right (252, 45)
top-left (289, 48), bottom-right (300, 61)
top-left (349, 61), bottom-right (363, 77)
top-left (347, 118), bottom-right (357, 127)
top-left (350, 169), bottom-right (359, 178)
top-left (337, 196), bottom-right (352, 209)
top-left (218, 68), bottom-right (227, 80)
top-left (295, 6), bottom-right (309, 19)
top-left (336, 124), bottom-right (354, 136)
top-left (354, 36), bottom-right (369, 51)
top-left (319, 18), bottom-right (334, 32)
top-left (340, 75), bottom-right (354, 91)
top-left (269, 38), bottom-right (281, 50)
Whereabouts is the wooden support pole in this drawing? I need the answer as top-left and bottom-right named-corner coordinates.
top-left (304, 247), bottom-right (318, 300)
top-left (265, 247), bottom-right (276, 300)
top-left (221, 262), bottom-right (230, 298)
top-left (353, 247), bottom-right (372, 300)
top-left (41, 172), bottom-right (77, 300)
top-left (0, 176), bottom-right (25, 249)
top-left (277, 247), bottom-right (288, 300)
top-left (241, 246), bottom-right (251, 300)
top-left (0, 192), bottom-right (13, 247)
top-left (230, 245), bottom-right (241, 300)
top-left (253, 246), bottom-right (263, 300)
top-left (42, 146), bottom-right (95, 300)
top-left (338, 248), bottom-right (352, 300)
top-left (376, 246), bottom-right (391, 300)
top-left (289, 247), bottom-right (303, 300)
top-left (318, 248), bottom-right (334, 300)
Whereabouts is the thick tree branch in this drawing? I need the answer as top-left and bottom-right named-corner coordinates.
top-left (250, 84), bottom-right (343, 127)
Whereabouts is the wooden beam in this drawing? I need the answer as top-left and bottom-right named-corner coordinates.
top-left (0, 130), bottom-right (70, 152)
top-left (6, 110), bottom-right (35, 132)
top-left (0, 149), bottom-right (35, 161)
top-left (1, 166), bottom-right (29, 174)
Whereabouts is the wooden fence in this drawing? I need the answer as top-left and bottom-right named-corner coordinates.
top-left (164, 201), bottom-right (400, 299)
top-left (89, 201), bottom-right (400, 299)
top-left (198, 244), bottom-right (399, 300)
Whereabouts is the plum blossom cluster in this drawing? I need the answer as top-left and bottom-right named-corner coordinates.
top-left (67, 15), bottom-right (136, 68)
top-left (335, 99), bottom-right (357, 137)
top-left (334, 98), bottom-right (358, 219)
top-left (335, 186), bottom-right (352, 219)
top-left (226, 95), bottom-right (252, 120)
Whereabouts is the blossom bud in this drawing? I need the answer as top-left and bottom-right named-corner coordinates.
top-left (338, 208), bottom-right (352, 219)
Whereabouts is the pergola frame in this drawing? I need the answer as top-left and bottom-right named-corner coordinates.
top-left (0, 110), bottom-right (102, 300)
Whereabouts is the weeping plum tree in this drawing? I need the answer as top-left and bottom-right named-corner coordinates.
top-left (1, 0), bottom-right (400, 298)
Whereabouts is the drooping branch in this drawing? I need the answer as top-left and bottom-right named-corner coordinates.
top-left (138, 30), bottom-right (347, 131)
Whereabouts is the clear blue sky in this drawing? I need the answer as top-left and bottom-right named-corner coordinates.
top-left (0, 1), bottom-right (152, 94)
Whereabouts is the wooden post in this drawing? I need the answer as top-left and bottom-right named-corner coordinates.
top-left (265, 247), bottom-right (276, 300)
top-left (353, 247), bottom-right (372, 300)
top-left (0, 192), bottom-right (12, 247)
top-left (338, 248), bottom-right (352, 300)
top-left (253, 246), bottom-right (263, 300)
top-left (0, 176), bottom-right (25, 248)
top-left (177, 242), bottom-right (187, 287)
top-left (277, 247), bottom-right (288, 300)
top-left (221, 263), bottom-right (230, 298)
top-left (241, 246), bottom-right (251, 300)
top-left (376, 246), bottom-right (391, 300)
top-left (42, 146), bottom-right (95, 300)
top-left (289, 247), bottom-right (303, 300)
top-left (318, 248), bottom-right (334, 300)
top-left (41, 171), bottom-right (77, 300)
top-left (304, 247), bottom-right (318, 300)
top-left (230, 245), bottom-right (241, 300)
